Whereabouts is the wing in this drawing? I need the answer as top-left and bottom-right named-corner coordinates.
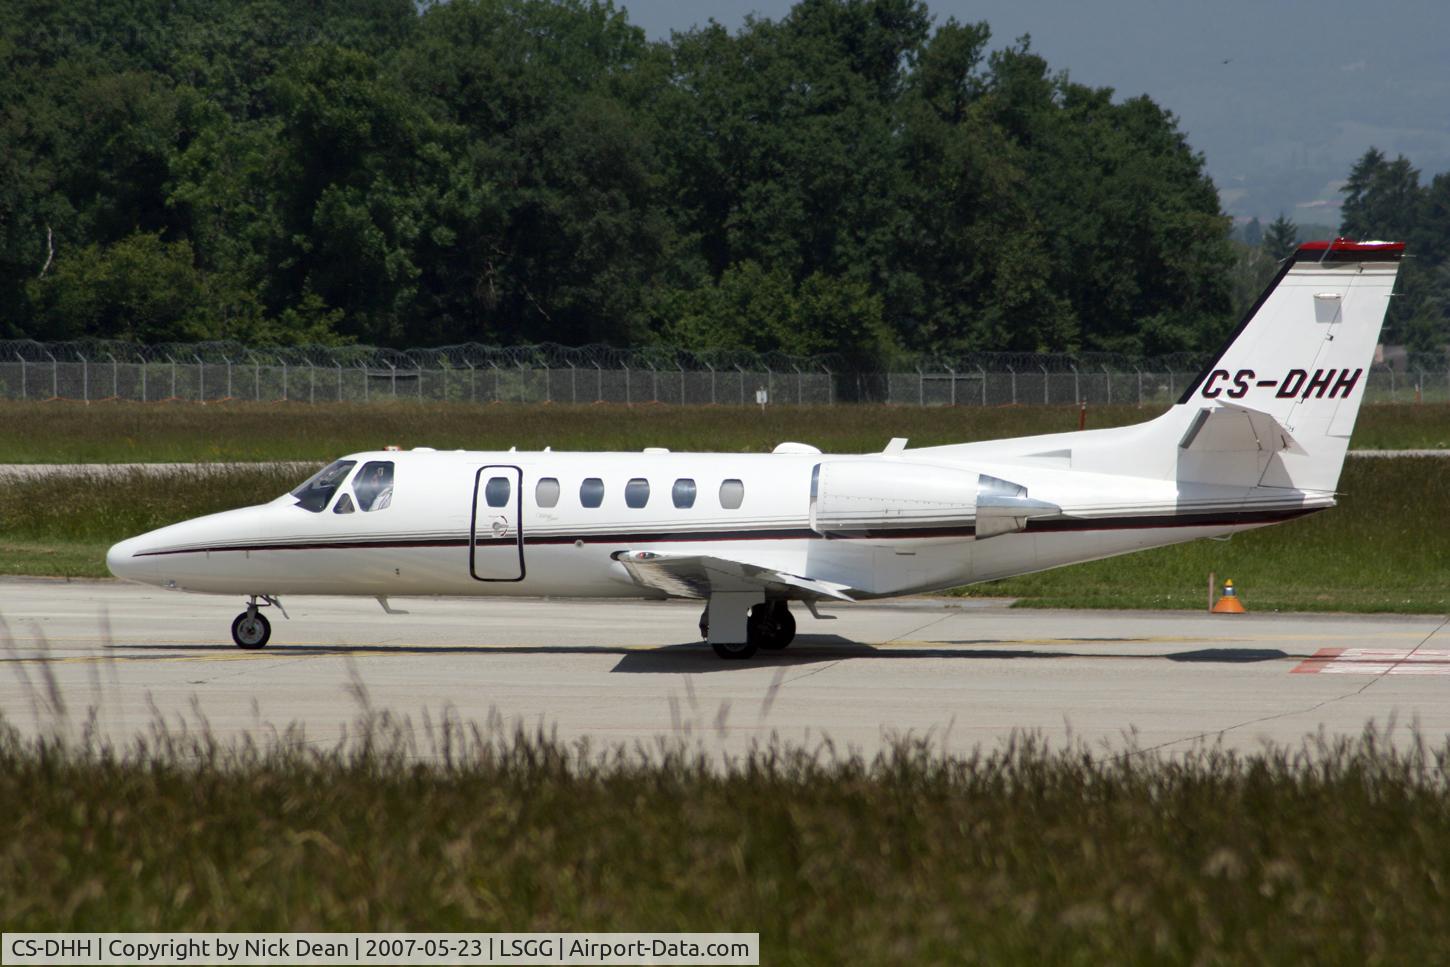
top-left (614, 550), bottom-right (856, 602)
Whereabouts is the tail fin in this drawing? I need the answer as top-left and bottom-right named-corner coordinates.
top-left (1176, 239), bottom-right (1403, 492)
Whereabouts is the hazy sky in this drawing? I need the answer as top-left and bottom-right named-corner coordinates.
top-left (620, 0), bottom-right (1450, 222)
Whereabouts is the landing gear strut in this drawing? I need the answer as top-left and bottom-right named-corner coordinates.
top-left (231, 594), bottom-right (283, 649)
top-left (704, 599), bottom-right (796, 659)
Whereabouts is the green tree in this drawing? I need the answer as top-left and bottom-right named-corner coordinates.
top-left (27, 233), bottom-right (213, 342)
top-left (1263, 214), bottom-right (1298, 261)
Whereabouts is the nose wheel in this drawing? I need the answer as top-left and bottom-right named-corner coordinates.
top-left (231, 594), bottom-right (284, 649)
top-left (231, 610), bottom-right (271, 649)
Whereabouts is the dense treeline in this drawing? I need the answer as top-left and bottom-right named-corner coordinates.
top-left (1339, 148), bottom-right (1450, 361)
top-left (1, 0), bottom-right (1236, 358)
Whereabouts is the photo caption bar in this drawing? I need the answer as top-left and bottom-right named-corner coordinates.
top-left (1, 933), bottom-right (759, 966)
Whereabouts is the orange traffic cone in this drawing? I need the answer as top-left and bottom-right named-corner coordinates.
top-left (1211, 578), bottom-right (1246, 614)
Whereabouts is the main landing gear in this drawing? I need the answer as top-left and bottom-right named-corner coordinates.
top-left (231, 594), bottom-right (284, 649)
top-left (703, 599), bottom-right (796, 660)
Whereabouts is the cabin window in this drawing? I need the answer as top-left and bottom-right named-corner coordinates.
top-left (625, 478), bottom-right (650, 508)
top-left (354, 461), bottom-right (395, 512)
top-left (672, 478), bottom-right (697, 509)
top-left (291, 460), bottom-right (356, 513)
top-left (719, 478), bottom-right (745, 509)
top-left (485, 476), bottom-right (512, 508)
top-left (535, 477), bottom-right (560, 508)
top-left (580, 477), bottom-right (605, 508)
top-left (333, 492), bottom-right (355, 514)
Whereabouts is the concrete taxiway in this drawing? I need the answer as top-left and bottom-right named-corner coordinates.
top-left (1, 579), bottom-right (1447, 758)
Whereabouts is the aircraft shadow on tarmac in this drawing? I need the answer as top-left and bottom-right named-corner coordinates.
top-left (606, 639), bottom-right (1293, 674)
top-left (113, 640), bottom-right (1293, 672)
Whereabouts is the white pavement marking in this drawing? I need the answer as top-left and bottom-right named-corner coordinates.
top-left (0, 579), bottom-right (1447, 759)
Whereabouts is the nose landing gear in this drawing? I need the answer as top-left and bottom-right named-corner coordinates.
top-left (231, 594), bottom-right (285, 649)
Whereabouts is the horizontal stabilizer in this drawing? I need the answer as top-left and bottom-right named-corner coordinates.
top-left (1178, 404), bottom-right (1306, 455)
top-left (615, 550), bottom-right (856, 601)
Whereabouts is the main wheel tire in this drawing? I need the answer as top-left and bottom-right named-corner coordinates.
top-left (751, 602), bottom-right (796, 650)
top-left (711, 638), bottom-right (758, 660)
top-left (231, 611), bottom-right (271, 649)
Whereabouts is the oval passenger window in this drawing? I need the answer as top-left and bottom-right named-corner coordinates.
top-left (719, 479), bottom-right (744, 509)
top-left (672, 478), bottom-right (697, 509)
top-left (485, 476), bottom-right (511, 507)
top-left (535, 477), bottom-right (560, 508)
top-left (580, 477), bottom-right (605, 508)
top-left (625, 478), bottom-right (650, 508)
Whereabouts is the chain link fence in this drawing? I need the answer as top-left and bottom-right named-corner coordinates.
top-left (2, 340), bottom-right (1447, 406)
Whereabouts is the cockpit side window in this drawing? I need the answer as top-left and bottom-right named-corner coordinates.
top-left (291, 460), bottom-right (357, 513)
top-left (354, 461), bottom-right (395, 512)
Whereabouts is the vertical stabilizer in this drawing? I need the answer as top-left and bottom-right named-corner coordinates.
top-left (1176, 239), bottom-right (1403, 492)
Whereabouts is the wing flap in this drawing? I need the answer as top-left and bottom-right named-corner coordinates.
top-left (615, 550), bottom-right (856, 602)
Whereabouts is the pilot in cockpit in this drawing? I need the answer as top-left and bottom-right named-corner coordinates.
top-left (354, 462), bottom-right (394, 511)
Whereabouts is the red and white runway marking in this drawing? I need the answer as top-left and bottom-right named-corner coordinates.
top-left (1293, 648), bottom-right (1450, 675)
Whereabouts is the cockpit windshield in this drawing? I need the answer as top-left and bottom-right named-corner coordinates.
top-left (291, 460), bottom-right (356, 513)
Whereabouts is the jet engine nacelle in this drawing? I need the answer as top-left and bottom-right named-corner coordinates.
top-left (808, 461), bottom-right (1060, 539)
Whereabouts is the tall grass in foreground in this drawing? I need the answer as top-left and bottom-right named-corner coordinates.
top-left (1, 703), bottom-right (1447, 963)
top-left (0, 401), bottom-right (1446, 462)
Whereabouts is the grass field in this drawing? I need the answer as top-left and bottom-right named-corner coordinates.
top-left (2, 458), bottom-right (1445, 613)
top-left (2, 400), bottom-right (1449, 462)
top-left (2, 711), bottom-right (1447, 962)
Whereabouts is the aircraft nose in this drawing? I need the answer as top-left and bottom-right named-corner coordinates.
top-left (106, 536), bottom-right (159, 584)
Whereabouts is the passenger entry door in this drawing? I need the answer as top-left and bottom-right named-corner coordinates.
top-left (470, 466), bottom-right (524, 581)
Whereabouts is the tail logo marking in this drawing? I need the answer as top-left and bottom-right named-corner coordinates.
top-left (1201, 368), bottom-right (1361, 401)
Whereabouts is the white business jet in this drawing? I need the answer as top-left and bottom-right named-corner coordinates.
top-left (109, 239), bottom-right (1402, 658)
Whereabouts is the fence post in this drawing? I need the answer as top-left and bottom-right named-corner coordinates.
top-left (794, 364), bottom-right (803, 405)
top-left (281, 360), bottom-right (288, 401)
top-left (468, 362), bottom-right (476, 403)
top-left (194, 354), bottom-right (205, 402)
top-left (1166, 368), bottom-right (1175, 401)
top-left (142, 355), bottom-right (148, 402)
top-left (947, 366), bottom-right (956, 406)
top-left (418, 361), bottom-right (425, 402)
top-left (107, 353), bottom-right (118, 400)
top-left (166, 354), bottom-right (177, 400)
top-left (361, 362), bottom-right (369, 402)
top-left (1389, 366), bottom-right (1396, 401)
top-left (1040, 363), bottom-right (1049, 404)
top-left (623, 363), bottom-right (631, 405)
top-left (14, 353), bottom-right (24, 400)
top-left (1070, 364), bottom-right (1079, 405)
top-left (680, 363), bottom-right (687, 405)
top-left (223, 356), bottom-right (233, 400)
top-left (649, 362), bottom-right (658, 402)
top-left (1007, 365), bottom-right (1016, 405)
top-left (915, 365), bottom-right (924, 405)
top-left (823, 364), bottom-right (833, 406)
top-left (978, 365), bottom-right (986, 407)
top-left (250, 353), bottom-right (259, 401)
top-left (706, 363), bottom-right (715, 404)
top-left (1102, 364), bottom-right (1111, 406)
top-left (80, 352), bottom-right (89, 403)
top-left (45, 349), bottom-right (57, 399)
top-left (1135, 366), bottom-right (1143, 406)
top-left (336, 362), bottom-right (342, 402)
top-left (308, 361), bottom-right (316, 404)
top-left (594, 362), bottom-right (602, 402)
top-left (567, 363), bottom-right (575, 404)
top-left (735, 365), bottom-right (746, 405)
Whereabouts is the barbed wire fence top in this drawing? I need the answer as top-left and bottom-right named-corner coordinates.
top-left (1, 339), bottom-right (1445, 406)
